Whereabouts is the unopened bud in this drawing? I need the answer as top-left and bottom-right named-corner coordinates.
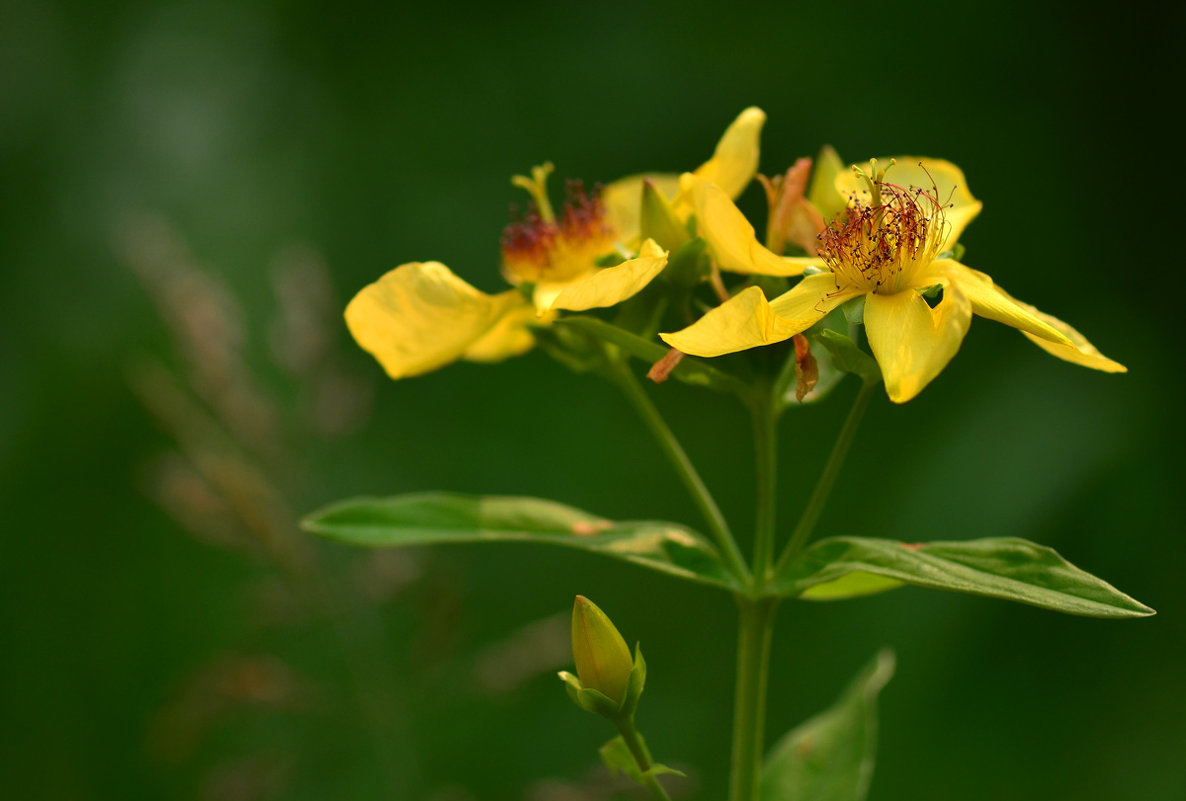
top-left (571, 595), bottom-right (634, 706)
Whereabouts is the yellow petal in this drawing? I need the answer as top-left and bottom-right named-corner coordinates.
top-left (345, 262), bottom-right (525, 379)
top-left (690, 175), bottom-right (821, 276)
top-left (463, 299), bottom-right (541, 363)
top-left (532, 281), bottom-right (569, 314)
top-left (691, 106), bottom-right (767, 200)
top-left (864, 283), bottom-right (973, 403)
top-left (547, 239), bottom-right (669, 312)
top-left (604, 108), bottom-right (764, 239)
top-left (601, 173), bottom-right (682, 244)
top-left (660, 273), bottom-right (858, 357)
top-left (933, 261), bottom-right (1123, 370)
top-left (768, 272), bottom-right (864, 320)
top-left (1018, 307), bottom-right (1127, 373)
top-left (936, 260), bottom-right (1072, 345)
top-left (835, 157), bottom-right (983, 245)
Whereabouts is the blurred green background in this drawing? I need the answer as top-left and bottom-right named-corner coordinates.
top-left (2, 0), bottom-right (1181, 798)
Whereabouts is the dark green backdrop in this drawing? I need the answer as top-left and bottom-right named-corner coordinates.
top-left (2, 0), bottom-right (1181, 799)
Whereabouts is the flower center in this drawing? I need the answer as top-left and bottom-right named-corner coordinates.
top-left (501, 163), bottom-right (617, 285)
top-left (816, 160), bottom-right (951, 294)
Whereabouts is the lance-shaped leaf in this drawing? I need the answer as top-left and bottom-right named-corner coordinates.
top-left (761, 650), bottom-right (894, 801)
top-left (303, 493), bottom-right (741, 591)
top-left (772, 536), bottom-right (1154, 619)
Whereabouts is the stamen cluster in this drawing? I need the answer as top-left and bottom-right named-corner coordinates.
top-left (501, 181), bottom-right (615, 283)
top-left (817, 180), bottom-right (950, 294)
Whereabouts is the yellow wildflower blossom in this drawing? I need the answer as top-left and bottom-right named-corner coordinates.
top-left (502, 107), bottom-right (773, 312)
top-left (347, 108), bottom-right (771, 380)
top-left (661, 158), bottom-right (1125, 403)
top-left (499, 164), bottom-right (669, 313)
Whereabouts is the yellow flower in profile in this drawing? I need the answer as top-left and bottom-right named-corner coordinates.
top-left (347, 107), bottom-right (771, 380)
top-left (661, 158), bottom-right (1125, 403)
top-left (502, 106), bottom-right (771, 312)
top-left (499, 163), bottom-right (669, 313)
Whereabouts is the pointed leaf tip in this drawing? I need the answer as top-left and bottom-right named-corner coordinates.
top-left (761, 650), bottom-right (895, 801)
top-left (776, 536), bottom-right (1154, 618)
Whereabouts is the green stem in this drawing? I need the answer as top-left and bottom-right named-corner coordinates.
top-left (774, 379), bottom-right (876, 574)
top-left (616, 717), bottom-right (671, 800)
top-left (750, 386), bottom-right (779, 588)
top-left (610, 360), bottom-right (751, 585)
top-left (728, 598), bottom-right (778, 801)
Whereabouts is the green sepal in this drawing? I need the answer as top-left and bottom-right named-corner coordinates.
top-left (936, 242), bottom-right (966, 262)
top-left (815, 330), bottom-right (881, 384)
top-left (807, 145), bottom-right (848, 223)
top-left (773, 536), bottom-right (1155, 619)
top-left (609, 280), bottom-right (669, 340)
top-left (559, 670), bottom-right (588, 710)
top-left (619, 644), bottom-right (647, 719)
top-left (760, 650), bottom-right (894, 801)
top-left (841, 294), bottom-right (866, 325)
top-left (640, 179), bottom-right (690, 252)
top-left (531, 322), bottom-right (607, 374)
top-left (559, 671), bottom-right (624, 718)
top-left (594, 251), bottom-right (627, 268)
top-left (660, 237), bottom-right (710, 289)
top-left (600, 736), bottom-right (686, 783)
top-left (752, 273), bottom-right (790, 300)
top-left (555, 316), bottom-right (747, 396)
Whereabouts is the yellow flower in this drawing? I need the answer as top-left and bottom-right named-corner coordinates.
top-left (499, 163), bottom-right (670, 313)
top-left (502, 106), bottom-right (773, 312)
top-left (346, 108), bottom-right (771, 380)
top-left (661, 158), bottom-right (1125, 403)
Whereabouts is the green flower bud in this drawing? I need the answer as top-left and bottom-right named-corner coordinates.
top-left (640, 178), bottom-right (690, 253)
top-left (571, 595), bottom-right (634, 706)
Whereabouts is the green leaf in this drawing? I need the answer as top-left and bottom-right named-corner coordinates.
top-left (556, 316), bottom-right (746, 395)
top-left (815, 330), bottom-right (880, 384)
top-left (303, 493), bottom-right (741, 591)
top-left (761, 650), bottom-right (894, 801)
top-left (773, 536), bottom-right (1155, 618)
top-left (600, 736), bottom-right (685, 783)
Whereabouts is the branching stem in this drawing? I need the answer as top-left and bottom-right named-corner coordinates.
top-left (610, 358), bottom-right (750, 586)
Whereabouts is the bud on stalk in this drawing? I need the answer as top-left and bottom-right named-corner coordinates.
top-left (571, 595), bottom-right (634, 705)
